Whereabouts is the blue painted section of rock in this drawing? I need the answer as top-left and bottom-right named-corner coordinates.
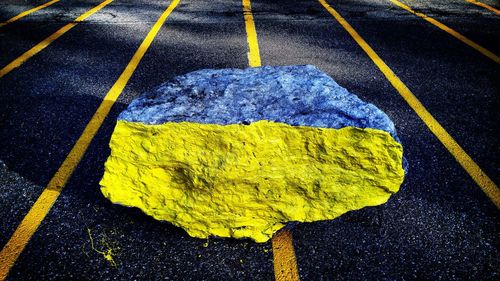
top-left (119, 65), bottom-right (400, 140)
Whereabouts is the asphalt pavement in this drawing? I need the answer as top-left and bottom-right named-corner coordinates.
top-left (0, 0), bottom-right (498, 280)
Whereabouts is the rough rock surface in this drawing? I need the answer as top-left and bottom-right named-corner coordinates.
top-left (100, 65), bottom-right (406, 242)
top-left (119, 65), bottom-right (399, 141)
top-left (101, 121), bottom-right (404, 242)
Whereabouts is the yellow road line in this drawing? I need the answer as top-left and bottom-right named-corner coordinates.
top-left (387, 0), bottom-right (499, 63)
top-left (0, 0), bottom-right (181, 279)
top-left (0, 0), bottom-right (60, 28)
top-left (466, 0), bottom-right (500, 15)
top-left (272, 230), bottom-right (300, 281)
top-left (242, 0), bottom-right (262, 67)
top-left (0, 0), bottom-right (114, 79)
top-left (318, 0), bottom-right (500, 208)
top-left (242, 0), bottom-right (299, 280)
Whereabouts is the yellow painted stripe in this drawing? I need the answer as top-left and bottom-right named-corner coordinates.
top-left (242, 1), bottom-right (299, 280)
top-left (0, 0), bottom-right (113, 79)
top-left (272, 230), bottom-right (300, 281)
top-left (0, 0), bottom-right (181, 279)
top-left (0, 0), bottom-right (60, 28)
top-left (242, 0), bottom-right (262, 67)
top-left (318, 0), bottom-right (500, 208)
top-left (466, 0), bottom-right (500, 15)
top-left (388, 0), bottom-right (499, 63)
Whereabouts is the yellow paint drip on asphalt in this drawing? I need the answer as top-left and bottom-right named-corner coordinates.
top-left (0, 0), bottom-right (60, 28)
top-left (466, 0), bottom-right (500, 15)
top-left (0, 0), bottom-right (114, 79)
top-left (319, 0), bottom-right (500, 209)
top-left (388, 0), bottom-right (500, 63)
top-left (0, 0), bottom-right (181, 279)
top-left (100, 120), bottom-right (405, 242)
top-left (87, 228), bottom-right (117, 267)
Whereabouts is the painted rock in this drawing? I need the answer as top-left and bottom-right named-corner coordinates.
top-left (100, 65), bottom-right (405, 242)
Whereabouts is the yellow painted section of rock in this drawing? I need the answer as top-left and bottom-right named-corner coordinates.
top-left (100, 120), bottom-right (404, 242)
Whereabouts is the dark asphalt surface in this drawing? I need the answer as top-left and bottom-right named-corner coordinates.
top-left (0, 0), bottom-right (499, 280)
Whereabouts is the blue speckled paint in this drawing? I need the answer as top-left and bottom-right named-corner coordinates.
top-left (120, 65), bottom-right (400, 141)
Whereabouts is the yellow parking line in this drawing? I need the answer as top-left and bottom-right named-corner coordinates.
top-left (466, 0), bottom-right (500, 15)
top-left (242, 1), bottom-right (299, 280)
top-left (273, 230), bottom-right (300, 281)
top-left (0, 0), bottom-right (181, 279)
top-left (387, 0), bottom-right (499, 63)
top-left (0, 0), bottom-right (60, 28)
top-left (243, 0), bottom-right (262, 67)
top-left (0, 0), bottom-right (114, 79)
top-left (318, 0), bottom-right (500, 208)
